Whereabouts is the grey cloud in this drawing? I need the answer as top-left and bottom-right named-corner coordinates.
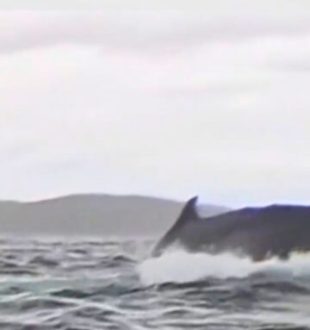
top-left (269, 60), bottom-right (310, 72)
top-left (1, 11), bottom-right (310, 54)
top-left (1, 9), bottom-right (310, 205)
top-left (159, 83), bottom-right (264, 98)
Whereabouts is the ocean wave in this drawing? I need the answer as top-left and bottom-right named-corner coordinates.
top-left (0, 238), bottom-right (310, 329)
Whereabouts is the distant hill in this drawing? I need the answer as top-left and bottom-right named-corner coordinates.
top-left (0, 194), bottom-right (229, 237)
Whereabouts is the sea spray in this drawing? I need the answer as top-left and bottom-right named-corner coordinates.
top-left (138, 249), bottom-right (310, 286)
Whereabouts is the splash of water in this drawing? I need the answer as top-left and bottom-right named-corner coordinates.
top-left (137, 249), bottom-right (310, 286)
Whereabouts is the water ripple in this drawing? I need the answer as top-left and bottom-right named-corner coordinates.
top-left (0, 238), bottom-right (309, 329)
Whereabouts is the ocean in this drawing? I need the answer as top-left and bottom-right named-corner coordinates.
top-left (0, 237), bottom-right (309, 330)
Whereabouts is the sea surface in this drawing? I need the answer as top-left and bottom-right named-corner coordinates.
top-left (0, 237), bottom-right (310, 330)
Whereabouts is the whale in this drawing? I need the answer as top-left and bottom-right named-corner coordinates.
top-left (152, 197), bottom-right (310, 261)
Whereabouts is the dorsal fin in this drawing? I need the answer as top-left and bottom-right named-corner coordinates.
top-left (151, 196), bottom-right (200, 257)
top-left (176, 196), bottom-right (200, 225)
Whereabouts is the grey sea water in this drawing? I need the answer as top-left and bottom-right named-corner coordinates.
top-left (0, 237), bottom-right (310, 330)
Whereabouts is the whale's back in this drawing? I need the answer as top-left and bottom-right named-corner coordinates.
top-left (152, 198), bottom-right (310, 260)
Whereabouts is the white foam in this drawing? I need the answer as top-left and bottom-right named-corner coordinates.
top-left (137, 249), bottom-right (310, 286)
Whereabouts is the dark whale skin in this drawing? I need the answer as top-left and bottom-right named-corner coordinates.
top-left (152, 197), bottom-right (310, 261)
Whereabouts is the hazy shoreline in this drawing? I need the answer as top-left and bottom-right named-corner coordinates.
top-left (0, 194), bottom-right (228, 237)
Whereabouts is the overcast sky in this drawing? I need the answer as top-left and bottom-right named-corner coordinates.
top-left (1, 3), bottom-right (310, 206)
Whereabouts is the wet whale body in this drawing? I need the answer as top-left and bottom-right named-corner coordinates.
top-left (152, 197), bottom-right (310, 261)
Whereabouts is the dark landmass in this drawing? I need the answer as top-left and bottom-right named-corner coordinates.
top-left (0, 194), bottom-right (228, 237)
